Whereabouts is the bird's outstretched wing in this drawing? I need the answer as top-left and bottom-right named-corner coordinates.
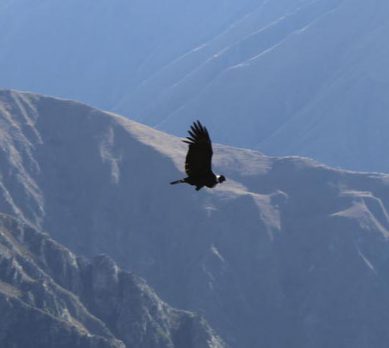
top-left (183, 121), bottom-right (213, 177)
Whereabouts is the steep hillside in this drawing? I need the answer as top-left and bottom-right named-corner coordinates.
top-left (2, 90), bottom-right (389, 347)
top-left (114, 0), bottom-right (315, 124)
top-left (0, 213), bottom-right (223, 348)
top-left (116, 0), bottom-right (339, 128)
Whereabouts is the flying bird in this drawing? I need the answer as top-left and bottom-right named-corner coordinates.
top-left (170, 121), bottom-right (226, 191)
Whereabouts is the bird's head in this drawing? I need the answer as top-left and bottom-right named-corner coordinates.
top-left (217, 175), bottom-right (226, 184)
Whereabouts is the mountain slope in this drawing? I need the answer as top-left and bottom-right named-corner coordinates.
top-left (0, 0), bottom-right (260, 109)
top-left (116, 0), bottom-right (339, 128)
top-left (114, 0), bottom-right (316, 125)
top-left (2, 89), bottom-right (389, 347)
top-left (0, 212), bottom-right (223, 348)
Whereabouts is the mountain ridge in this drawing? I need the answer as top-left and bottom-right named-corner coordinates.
top-left (2, 89), bottom-right (389, 347)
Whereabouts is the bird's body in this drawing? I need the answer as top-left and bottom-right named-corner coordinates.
top-left (170, 121), bottom-right (226, 191)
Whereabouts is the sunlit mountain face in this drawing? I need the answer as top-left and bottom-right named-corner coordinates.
top-left (2, 90), bottom-right (389, 347)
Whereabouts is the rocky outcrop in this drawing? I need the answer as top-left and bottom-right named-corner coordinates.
top-left (0, 213), bottom-right (223, 348)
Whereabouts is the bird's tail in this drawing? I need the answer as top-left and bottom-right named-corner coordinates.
top-left (170, 179), bottom-right (185, 185)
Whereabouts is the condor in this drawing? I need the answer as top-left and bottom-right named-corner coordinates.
top-left (170, 121), bottom-right (226, 191)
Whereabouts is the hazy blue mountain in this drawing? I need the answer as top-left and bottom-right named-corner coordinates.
top-left (0, 0), bottom-right (260, 109)
top-left (2, 90), bottom-right (389, 347)
top-left (4, 0), bottom-right (389, 172)
top-left (0, 212), bottom-right (223, 348)
top-left (114, 0), bottom-right (315, 124)
top-left (115, 0), bottom-right (389, 173)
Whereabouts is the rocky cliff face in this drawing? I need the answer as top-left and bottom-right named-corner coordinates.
top-left (2, 89), bottom-right (389, 347)
top-left (0, 212), bottom-right (223, 348)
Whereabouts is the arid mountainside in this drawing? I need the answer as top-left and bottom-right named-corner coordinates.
top-left (1, 90), bottom-right (389, 347)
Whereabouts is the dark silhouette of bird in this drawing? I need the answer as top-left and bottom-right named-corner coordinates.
top-left (170, 121), bottom-right (226, 191)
